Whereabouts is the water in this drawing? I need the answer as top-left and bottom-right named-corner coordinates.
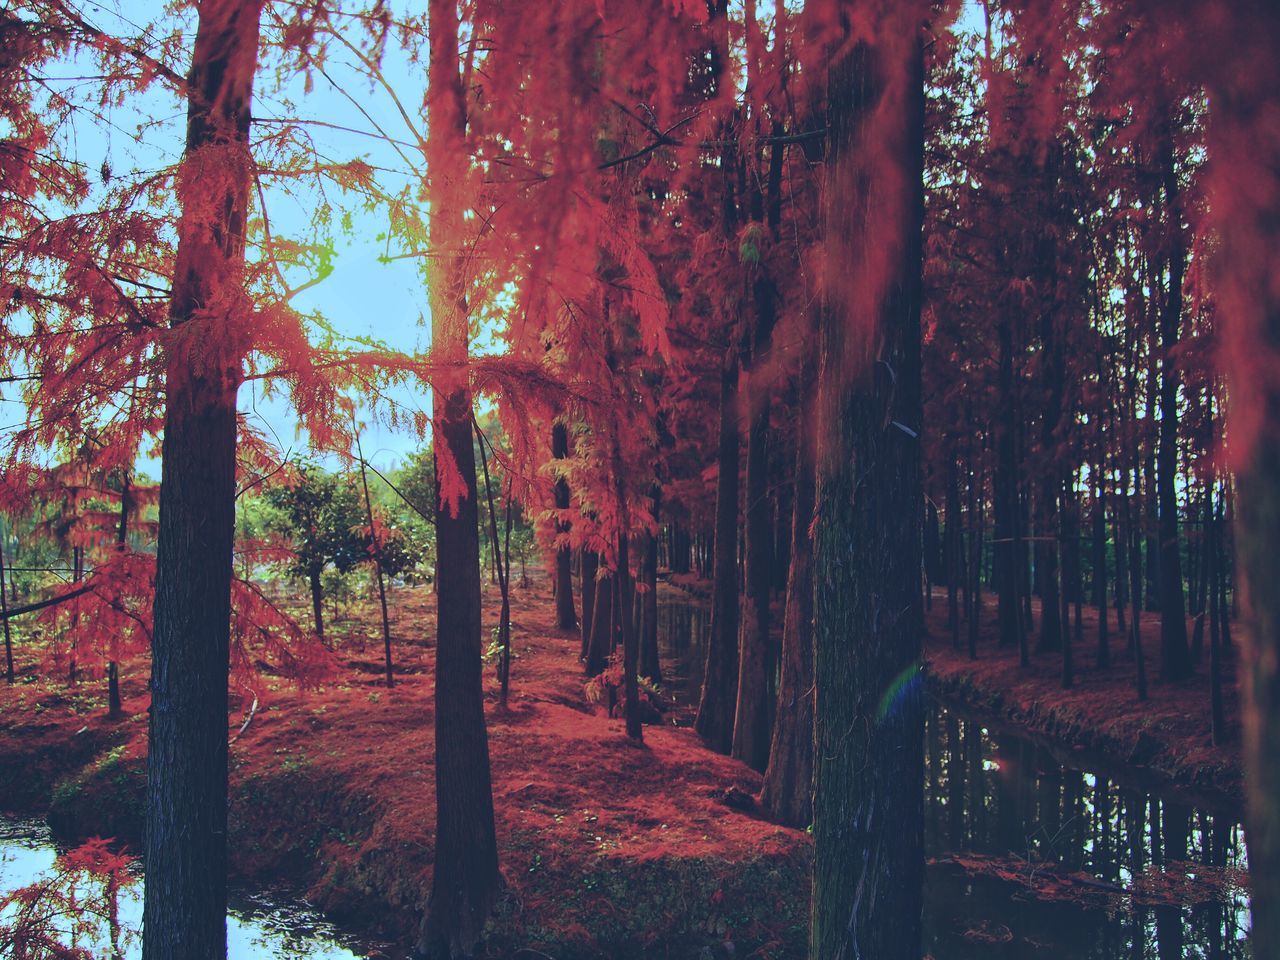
top-left (0, 818), bottom-right (377, 960)
top-left (2, 593), bottom-right (1250, 958)
top-left (657, 589), bottom-right (1252, 960)
top-left (656, 595), bottom-right (710, 719)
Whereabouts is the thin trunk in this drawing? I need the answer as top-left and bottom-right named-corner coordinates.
top-left (356, 431), bottom-right (395, 688)
top-left (759, 321), bottom-right (817, 828)
top-left (994, 313), bottom-right (1020, 650)
top-left (475, 422), bottom-right (511, 705)
top-left (308, 566), bottom-right (325, 643)
top-left (1157, 128), bottom-right (1191, 681)
top-left (617, 527), bottom-right (642, 741)
top-left (1209, 493), bottom-right (1225, 745)
top-left (2, 525), bottom-right (13, 683)
top-left (1094, 475), bottom-right (1110, 669)
top-left (585, 571), bottom-right (614, 677)
top-left (580, 548), bottom-right (598, 661)
top-left (946, 455), bottom-right (962, 648)
top-left (967, 448), bottom-right (982, 661)
top-left (640, 487), bottom-right (662, 684)
top-left (551, 421), bottom-right (577, 631)
top-left (108, 473), bottom-right (129, 717)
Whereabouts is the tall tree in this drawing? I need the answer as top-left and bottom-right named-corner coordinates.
top-left (551, 421), bottom-right (578, 631)
top-left (1187, 3), bottom-right (1280, 954)
top-left (416, 0), bottom-right (500, 954)
top-left (758, 324), bottom-right (816, 828)
top-left (1155, 111), bottom-right (1191, 681)
top-left (143, 3), bottom-right (264, 958)
top-left (811, 4), bottom-right (927, 959)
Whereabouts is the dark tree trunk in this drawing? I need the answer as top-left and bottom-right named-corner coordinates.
top-left (732, 120), bottom-right (786, 769)
top-left (585, 571), bottom-right (614, 677)
top-left (994, 313), bottom-right (1021, 650)
top-left (946, 454), bottom-right (962, 648)
top-left (417, 1), bottom-right (500, 953)
top-left (1157, 130), bottom-right (1191, 681)
top-left (356, 433), bottom-right (395, 688)
top-left (732, 269), bottom-right (777, 772)
top-left (640, 488), bottom-right (662, 684)
top-left (143, 5), bottom-right (262, 959)
top-left (551, 421), bottom-right (577, 631)
top-left (695, 348), bottom-right (741, 754)
top-left (1210, 18), bottom-right (1280, 949)
top-left (580, 548), bottom-right (598, 660)
top-left (1114, 483), bottom-right (1129, 637)
top-left (966, 450), bottom-right (982, 661)
top-left (759, 326), bottom-right (816, 828)
top-left (1094, 476), bottom-right (1110, 669)
top-left (308, 566), bottom-right (326, 644)
top-left (1209, 497), bottom-right (1226, 745)
top-left (476, 423), bottom-right (511, 704)
top-left (812, 18), bottom-right (925, 960)
top-left (2, 527), bottom-right (13, 683)
top-left (617, 530), bottom-right (642, 741)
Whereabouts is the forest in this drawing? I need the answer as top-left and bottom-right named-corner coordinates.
top-left (0, 0), bottom-right (1277, 958)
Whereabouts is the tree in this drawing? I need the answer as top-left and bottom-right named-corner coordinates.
top-left (551, 421), bottom-right (578, 630)
top-left (810, 5), bottom-right (928, 959)
top-left (416, 0), bottom-right (499, 954)
top-left (1169, 2), bottom-right (1280, 953)
top-left (264, 463), bottom-right (367, 643)
top-left (143, 3), bottom-right (265, 959)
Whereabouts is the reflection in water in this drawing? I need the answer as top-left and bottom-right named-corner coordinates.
top-left (924, 703), bottom-right (1249, 959)
top-left (0, 818), bottom-right (373, 960)
top-left (658, 591), bottom-right (1253, 960)
top-left (657, 595), bottom-right (710, 717)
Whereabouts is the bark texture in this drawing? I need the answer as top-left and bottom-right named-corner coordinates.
top-left (417, 0), bottom-right (500, 953)
top-left (144, 4), bottom-right (263, 958)
top-left (811, 12), bottom-right (926, 960)
top-left (552, 421), bottom-right (577, 631)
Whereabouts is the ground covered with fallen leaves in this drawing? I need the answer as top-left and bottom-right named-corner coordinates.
top-left (923, 589), bottom-right (1243, 804)
top-left (0, 579), bottom-right (809, 959)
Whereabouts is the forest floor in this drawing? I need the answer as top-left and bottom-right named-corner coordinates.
top-left (922, 588), bottom-right (1244, 807)
top-left (0, 579), bottom-right (809, 959)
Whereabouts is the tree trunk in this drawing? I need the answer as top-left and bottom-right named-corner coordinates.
top-left (308, 566), bottom-right (325, 643)
top-left (617, 529), bottom-right (642, 741)
top-left (552, 421), bottom-right (577, 631)
top-left (1206, 11), bottom-right (1280, 950)
top-left (144, 4), bottom-right (263, 958)
top-left (585, 571), bottom-right (614, 677)
top-left (580, 548), bottom-right (598, 660)
top-left (1, 530), bottom-right (12, 683)
top-left (417, 1), bottom-right (499, 953)
top-left (759, 329), bottom-right (816, 828)
top-left (994, 313), bottom-right (1021, 650)
top-left (640, 488), bottom-right (662, 684)
top-left (812, 16), bottom-right (926, 960)
top-left (945, 454), bottom-right (961, 648)
top-left (695, 347), bottom-right (740, 754)
top-left (1157, 128), bottom-right (1191, 681)
top-left (356, 434), bottom-right (395, 688)
top-left (1094, 475), bottom-right (1110, 669)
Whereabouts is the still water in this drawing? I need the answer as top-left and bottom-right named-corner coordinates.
top-left (657, 594), bottom-right (1252, 960)
top-left (0, 597), bottom-right (1251, 958)
top-left (0, 817), bottom-right (377, 959)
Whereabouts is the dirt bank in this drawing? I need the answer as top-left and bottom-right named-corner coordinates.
top-left (0, 581), bottom-right (810, 959)
top-left (923, 590), bottom-right (1243, 807)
